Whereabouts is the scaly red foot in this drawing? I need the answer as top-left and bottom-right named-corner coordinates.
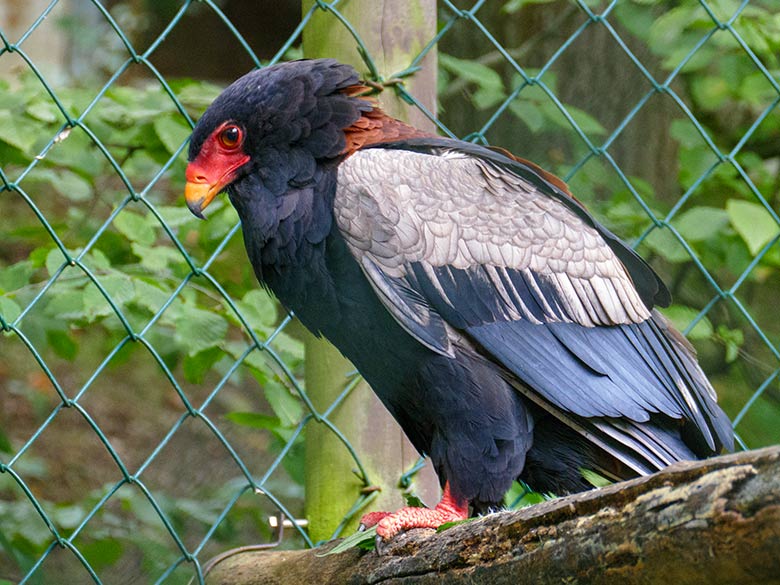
top-left (358, 482), bottom-right (469, 540)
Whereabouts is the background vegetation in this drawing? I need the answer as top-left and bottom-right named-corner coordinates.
top-left (0, 0), bottom-right (778, 583)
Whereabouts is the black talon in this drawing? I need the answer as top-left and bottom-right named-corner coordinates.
top-left (374, 534), bottom-right (386, 555)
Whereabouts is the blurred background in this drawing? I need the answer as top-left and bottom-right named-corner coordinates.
top-left (1, 1), bottom-right (779, 583)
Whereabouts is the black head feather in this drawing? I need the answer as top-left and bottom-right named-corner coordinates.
top-left (187, 59), bottom-right (375, 271)
top-left (188, 59), bottom-right (371, 163)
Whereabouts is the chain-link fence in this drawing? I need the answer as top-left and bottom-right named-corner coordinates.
top-left (1, 0), bottom-right (779, 583)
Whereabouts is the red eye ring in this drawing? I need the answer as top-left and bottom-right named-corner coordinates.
top-left (218, 124), bottom-right (243, 149)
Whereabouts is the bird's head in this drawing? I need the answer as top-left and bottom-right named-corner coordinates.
top-left (184, 59), bottom-right (374, 218)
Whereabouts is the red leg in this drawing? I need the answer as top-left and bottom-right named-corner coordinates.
top-left (359, 482), bottom-right (469, 540)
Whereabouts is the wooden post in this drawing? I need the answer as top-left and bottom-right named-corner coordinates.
top-left (301, 0), bottom-right (438, 543)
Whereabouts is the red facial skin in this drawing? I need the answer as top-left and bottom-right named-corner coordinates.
top-left (185, 122), bottom-right (250, 218)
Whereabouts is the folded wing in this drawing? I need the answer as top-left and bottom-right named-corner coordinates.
top-left (334, 139), bottom-right (733, 472)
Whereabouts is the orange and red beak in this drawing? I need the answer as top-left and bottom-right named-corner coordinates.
top-left (184, 171), bottom-right (222, 219)
top-left (184, 152), bottom-right (250, 219)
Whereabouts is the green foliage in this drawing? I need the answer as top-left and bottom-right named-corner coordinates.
top-left (0, 73), bottom-right (306, 577)
top-left (439, 55), bottom-right (607, 139)
top-left (0, 71), bottom-right (304, 379)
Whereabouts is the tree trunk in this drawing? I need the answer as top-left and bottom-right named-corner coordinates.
top-left (204, 446), bottom-right (780, 584)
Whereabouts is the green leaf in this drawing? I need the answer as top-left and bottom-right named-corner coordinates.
top-left (0, 297), bottom-right (21, 325)
top-left (642, 229), bottom-right (690, 263)
top-left (114, 211), bottom-right (156, 246)
top-left (224, 341), bottom-right (270, 385)
top-left (439, 54), bottom-right (504, 98)
top-left (472, 86), bottom-right (506, 110)
top-left (677, 143), bottom-right (718, 187)
top-left (648, 6), bottom-right (697, 57)
top-left (175, 80), bottom-right (224, 111)
top-left (87, 248), bottom-right (112, 271)
top-left (673, 206), bottom-right (730, 242)
top-left (131, 243), bottom-right (184, 272)
top-left (268, 330), bottom-right (305, 364)
top-left (77, 538), bottom-right (123, 570)
top-left (153, 115), bottom-right (191, 155)
top-left (27, 167), bottom-right (94, 202)
top-left (53, 504), bottom-right (85, 530)
top-left (156, 205), bottom-right (199, 229)
top-left (716, 325), bottom-right (744, 364)
top-left (47, 329), bottom-right (79, 360)
top-left (504, 480), bottom-right (547, 509)
top-left (691, 75), bottom-right (730, 110)
top-left (26, 100), bottom-right (60, 123)
top-left (225, 411), bottom-right (279, 429)
top-left (29, 246), bottom-right (51, 269)
top-left (224, 411), bottom-right (296, 443)
top-left (670, 118), bottom-right (702, 149)
top-left (317, 526), bottom-right (377, 556)
top-left (45, 247), bottom-right (69, 278)
top-left (660, 304), bottom-right (713, 340)
top-left (45, 290), bottom-right (86, 321)
top-left (566, 105), bottom-right (606, 136)
top-left (0, 110), bottom-right (37, 153)
top-left (281, 437), bottom-right (305, 485)
top-left (403, 493), bottom-right (425, 508)
top-left (726, 199), bottom-right (779, 256)
top-left (174, 304), bottom-right (229, 356)
top-left (0, 261), bottom-right (34, 293)
top-left (436, 518), bottom-right (475, 532)
top-left (183, 346), bottom-right (223, 383)
top-left (54, 169), bottom-right (93, 202)
top-left (0, 427), bottom-right (13, 453)
top-left (46, 127), bottom-right (103, 176)
top-left (580, 468), bottom-right (613, 488)
top-left (264, 379), bottom-right (303, 428)
top-left (235, 289), bottom-right (278, 332)
top-left (131, 279), bottom-right (172, 313)
top-left (507, 100), bottom-right (545, 133)
top-left (82, 274), bottom-right (136, 321)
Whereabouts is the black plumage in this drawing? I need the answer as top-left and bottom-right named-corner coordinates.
top-left (185, 59), bottom-right (733, 534)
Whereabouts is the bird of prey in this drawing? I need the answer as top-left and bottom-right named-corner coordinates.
top-left (184, 59), bottom-right (733, 541)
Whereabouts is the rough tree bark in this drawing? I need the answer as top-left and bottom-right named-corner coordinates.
top-left (204, 446), bottom-right (780, 585)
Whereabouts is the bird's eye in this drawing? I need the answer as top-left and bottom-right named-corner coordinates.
top-left (218, 125), bottom-right (242, 149)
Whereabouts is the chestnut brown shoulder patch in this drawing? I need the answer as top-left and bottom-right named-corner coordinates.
top-left (341, 100), bottom-right (437, 155)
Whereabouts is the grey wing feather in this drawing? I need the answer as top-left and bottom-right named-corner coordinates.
top-left (335, 147), bottom-right (651, 329)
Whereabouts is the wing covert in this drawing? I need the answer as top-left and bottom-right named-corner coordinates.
top-left (335, 144), bottom-right (653, 329)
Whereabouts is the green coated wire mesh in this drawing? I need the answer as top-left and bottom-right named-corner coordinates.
top-left (1, 0), bottom-right (779, 583)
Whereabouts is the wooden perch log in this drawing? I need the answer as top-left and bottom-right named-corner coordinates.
top-left (205, 446), bottom-right (780, 585)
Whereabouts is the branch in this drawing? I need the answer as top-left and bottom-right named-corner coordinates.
top-left (204, 446), bottom-right (780, 584)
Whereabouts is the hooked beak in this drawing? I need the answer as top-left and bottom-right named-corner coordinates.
top-left (184, 153), bottom-right (249, 219)
top-left (184, 177), bottom-right (222, 220)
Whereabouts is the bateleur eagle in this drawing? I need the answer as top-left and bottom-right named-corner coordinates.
top-left (184, 59), bottom-right (733, 540)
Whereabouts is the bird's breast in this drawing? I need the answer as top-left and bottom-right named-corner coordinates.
top-left (258, 226), bottom-right (429, 393)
